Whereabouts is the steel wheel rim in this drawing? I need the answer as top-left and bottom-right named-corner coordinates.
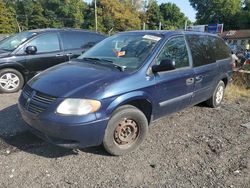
top-left (0, 73), bottom-right (20, 91)
top-left (216, 85), bottom-right (224, 104)
top-left (114, 118), bottom-right (139, 147)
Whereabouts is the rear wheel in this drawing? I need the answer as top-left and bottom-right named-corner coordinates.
top-left (103, 105), bottom-right (148, 156)
top-left (0, 68), bottom-right (24, 93)
top-left (206, 80), bottom-right (225, 108)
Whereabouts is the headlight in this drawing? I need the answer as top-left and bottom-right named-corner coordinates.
top-left (56, 99), bottom-right (101, 115)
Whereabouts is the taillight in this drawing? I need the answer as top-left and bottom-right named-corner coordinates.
top-left (244, 59), bottom-right (250, 65)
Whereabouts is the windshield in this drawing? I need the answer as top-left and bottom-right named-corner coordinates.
top-left (78, 34), bottom-right (162, 70)
top-left (0, 32), bottom-right (37, 51)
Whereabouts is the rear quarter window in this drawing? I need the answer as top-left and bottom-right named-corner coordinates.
top-left (60, 31), bottom-right (105, 50)
top-left (213, 37), bottom-right (230, 60)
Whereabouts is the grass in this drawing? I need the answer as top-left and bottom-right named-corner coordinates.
top-left (225, 84), bottom-right (250, 102)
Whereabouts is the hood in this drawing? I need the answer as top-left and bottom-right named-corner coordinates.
top-left (28, 60), bottom-right (127, 98)
top-left (0, 49), bottom-right (10, 58)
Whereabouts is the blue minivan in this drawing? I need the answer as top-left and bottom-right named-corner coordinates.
top-left (18, 31), bottom-right (233, 155)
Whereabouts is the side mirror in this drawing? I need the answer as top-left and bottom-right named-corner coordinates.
top-left (152, 59), bottom-right (175, 73)
top-left (25, 46), bottom-right (37, 54)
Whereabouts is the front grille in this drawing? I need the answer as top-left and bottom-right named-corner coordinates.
top-left (20, 85), bottom-right (56, 115)
top-left (32, 92), bottom-right (56, 105)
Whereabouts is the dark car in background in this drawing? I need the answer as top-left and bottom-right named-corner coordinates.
top-left (18, 30), bottom-right (233, 156)
top-left (0, 28), bottom-right (105, 93)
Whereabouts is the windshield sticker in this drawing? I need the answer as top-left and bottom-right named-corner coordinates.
top-left (113, 48), bottom-right (126, 57)
top-left (143, 35), bottom-right (162, 41)
top-left (117, 51), bottom-right (126, 57)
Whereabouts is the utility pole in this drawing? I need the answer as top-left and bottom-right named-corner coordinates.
top-left (185, 20), bottom-right (188, 30)
top-left (95, 0), bottom-right (98, 32)
top-left (159, 22), bottom-right (162, 30)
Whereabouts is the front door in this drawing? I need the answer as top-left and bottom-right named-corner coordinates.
top-left (153, 36), bottom-right (195, 119)
top-left (24, 33), bottom-right (66, 74)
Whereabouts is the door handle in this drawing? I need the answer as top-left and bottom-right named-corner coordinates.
top-left (56, 54), bottom-right (63, 57)
top-left (186, 78), bottom-right (194, 85)
top-left (195, 75), bottom-right (203, 82)
top-left (66, 53), bottom-right (73, 56)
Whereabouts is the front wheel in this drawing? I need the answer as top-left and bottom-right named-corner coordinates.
top-left (206, 80), bottom-right (225, 108)
top-left (103, 105), bottom-right (148, 156)
top-left (0, 69), bottom-right (24, 93)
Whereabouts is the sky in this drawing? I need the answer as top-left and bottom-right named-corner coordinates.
top-left (84, 0), bottom-right (196, 22)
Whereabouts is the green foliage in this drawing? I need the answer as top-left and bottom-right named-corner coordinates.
top-left (160, 3), bottom-right (190, 30)
top-left (189, 0), bottom-right (250, 30)
top-left (0, 0), bottom-right (17, 33)
top-left (84, 0), bottom-right (141, 33)
top-left (146, 0), bottom-right (163, 30)
top-left (146, 1), bottom-right (190, 30)
top-left (0, 0), bottom-right (191, 34)
top-left (13, 0), bottom-right (86, 31)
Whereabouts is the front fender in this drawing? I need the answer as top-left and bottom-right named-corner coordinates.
top-left (0, 62), bottom-right (28, 74)
top-left (105, 90), bottom-right (154, 115)
top-left (0, 62), bottom-right (29, 80)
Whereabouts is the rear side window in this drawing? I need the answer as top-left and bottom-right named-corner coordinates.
top-left (26, 33), bottom-right (60, 53)
top-left (60, 32), bottom-right (105, 50)
top-left (186, 35), bottom-right (215, 67)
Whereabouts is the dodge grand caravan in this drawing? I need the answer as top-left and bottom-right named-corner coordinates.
top-left (18, 31), bottom-right (233, 156)
top-left (0, 28), bottom-right (105, 93)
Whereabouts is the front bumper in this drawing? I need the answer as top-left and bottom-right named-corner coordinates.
top-left (18, 103), bottom-right (109, 148)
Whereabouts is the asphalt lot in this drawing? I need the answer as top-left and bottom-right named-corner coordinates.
top-left (0, 92), bottom-right (250, 187)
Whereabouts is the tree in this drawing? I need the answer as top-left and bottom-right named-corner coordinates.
top-left (28, 2), bottom-right (49, 29)
top-left (237, 0), bottom-right (250, 29)
top-left (84, 0), bottom-right (141, 33)
top-left (160, 3), bottom-right (190, 30)
top-left (56, 0), bottom-right (86, 28)
top-left (15, 0), bottom-right (35, 30)
top-left (10, 0), bottom-right (86, 30)
top-left (146, 0), bottom-right (163, 30)
top-left (189, 0), bottom-right (242, 30)
top-left (0, 0), bottom-right (17, 33)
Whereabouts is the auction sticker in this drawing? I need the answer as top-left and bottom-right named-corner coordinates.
top-left (143, 35), bottom-right (162, 41)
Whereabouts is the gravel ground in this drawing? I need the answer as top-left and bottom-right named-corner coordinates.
top-left (0, 92), bottom-right (249, 188)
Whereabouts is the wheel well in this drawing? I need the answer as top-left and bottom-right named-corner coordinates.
top-left (125, 99), bottom-right (152, 124)
top-left (0, 66), bottom-right (26, 82)
top-left (222, 77), bottom-right (228, 87)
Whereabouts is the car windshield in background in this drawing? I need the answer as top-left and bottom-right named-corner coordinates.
top-left (0, 32), bottom-right (37, 51)
top-left (78, 34), bottom-right (162, 71)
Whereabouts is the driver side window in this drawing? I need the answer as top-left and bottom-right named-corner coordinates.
top-left (156, 36), bottom-right (190, 69)
top-left (26, 33), bottom-right (60, 53)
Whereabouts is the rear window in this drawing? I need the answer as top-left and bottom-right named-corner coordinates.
top-left (60, 31), bottom-right (105, 50)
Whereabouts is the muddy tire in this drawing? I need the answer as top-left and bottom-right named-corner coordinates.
top-left (103, 105), bottom-right (148, 156)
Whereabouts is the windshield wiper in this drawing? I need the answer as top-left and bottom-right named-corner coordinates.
top-left (111, 63), bottom-right (126, 72)
top-left (82, 57), bottom-right (126, 72)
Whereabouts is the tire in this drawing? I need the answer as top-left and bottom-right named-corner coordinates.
top-left (103, 105), bottom-right (148, 156)
top-left (0, 68), bottom-right (24, 93)
top-left (206, 80), bottom-right (225, 108)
